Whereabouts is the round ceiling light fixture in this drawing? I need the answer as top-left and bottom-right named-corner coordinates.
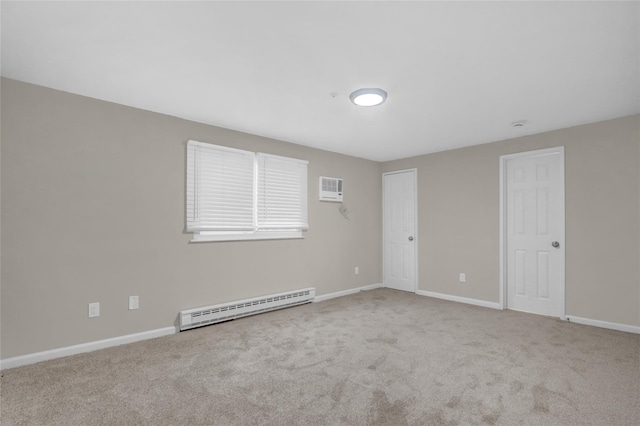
top-left (349, 88), bottom-right (388, 107)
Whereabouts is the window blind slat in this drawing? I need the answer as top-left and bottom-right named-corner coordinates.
top-left (187, 142), bottom-right (308, 238)
top-left (256, 154), bottom-right (308, 230)
top-left (186, 141), bottom-right (255, 232)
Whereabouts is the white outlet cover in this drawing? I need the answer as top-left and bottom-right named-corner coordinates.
top-left (129, 296), bottom-right (139, 310)
top-left (89, 302), bottom-right (100, 318)
top-left (459, 273), bottom-right (466, 283)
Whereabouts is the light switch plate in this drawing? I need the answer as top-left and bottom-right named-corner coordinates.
top-left (129, 296), bottom-right (139, 310)
top-left (89, 302), bottom-right (100, 318)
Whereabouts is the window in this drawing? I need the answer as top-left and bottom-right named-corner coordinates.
top-left (186, 140), bottom-right (308, 242)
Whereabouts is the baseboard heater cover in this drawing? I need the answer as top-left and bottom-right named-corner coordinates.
top-left (179, 287), bottom-right (316, 331)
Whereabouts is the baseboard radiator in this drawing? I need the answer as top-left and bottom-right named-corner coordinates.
top-left (179, 287), bottom-right (316, 331)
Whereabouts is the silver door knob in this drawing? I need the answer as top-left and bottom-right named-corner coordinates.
top-left (552, 241), bottom-right (560, 248)
top-left (408, 236), bottom-right (414, 241)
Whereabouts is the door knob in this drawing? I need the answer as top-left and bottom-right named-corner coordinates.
top-left (408, 236), bottom-right (414, 241)
top-left (552, 241), bottom-right (560, 248)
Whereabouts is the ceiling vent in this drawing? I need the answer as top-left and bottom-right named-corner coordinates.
top-left (319, 176), bottom-right (343, 202)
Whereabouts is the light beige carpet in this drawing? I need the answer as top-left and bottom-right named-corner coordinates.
top-left (1, 288), bottom-right (639, 425)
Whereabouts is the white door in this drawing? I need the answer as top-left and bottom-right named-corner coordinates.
top-left (504, 147), bottom-right (565, 317)
top-left (383, 170), bottom-right (417, 292)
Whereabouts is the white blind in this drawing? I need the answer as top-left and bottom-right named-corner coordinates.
top-left (256, 153), bottom-right (308, 230)
top-left (186, 141), bottom-right (255, 232)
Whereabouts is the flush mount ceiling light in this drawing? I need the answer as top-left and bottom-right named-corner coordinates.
top-left (349, 88), bottom-right (387, 107)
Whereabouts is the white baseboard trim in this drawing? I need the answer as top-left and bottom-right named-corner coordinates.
top-left (314, 283), bottom-right (383, 303)
top-left (0, 326), bottom-right (178, 371)
top-left (565, 315), bottom-right (640, 334)
top-left (416, 290), bottom-right (639, 334)
top-left (7, 290), bottom-right (635, 371)
top-left (2, 285), bottom-right (383, 370)
top-left (416, 290), bottom-right (503, 310)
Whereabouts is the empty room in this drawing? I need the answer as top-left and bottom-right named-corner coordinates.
top-left (1, 1), bottom-right (639, 425)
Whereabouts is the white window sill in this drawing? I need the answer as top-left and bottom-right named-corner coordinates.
top-left (190, 231), bottom-right (304, 243)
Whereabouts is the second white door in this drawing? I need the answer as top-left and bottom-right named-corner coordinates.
top-left (383, 170), bottom-right (417, 293)
top-left (505, 147), bottom-right (565, 317)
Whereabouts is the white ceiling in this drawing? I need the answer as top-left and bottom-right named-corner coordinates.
top-left (2, 1), bottom-right (639, 162)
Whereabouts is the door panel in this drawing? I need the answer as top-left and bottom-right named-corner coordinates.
top-left (383, 170), bottom-right (416, 292)
top-left (506, 149), bottom-right (564, 317)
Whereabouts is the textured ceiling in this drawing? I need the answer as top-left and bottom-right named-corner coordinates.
top-left (2, 1), bottom-right (639, 161)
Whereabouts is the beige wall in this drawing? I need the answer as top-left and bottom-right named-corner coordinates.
top-left (1, 79), bottom-right (382, 358)
top-left (2, 77), bottom-right (638, 360)
top-left (382, 115), bottom-right (640, 327)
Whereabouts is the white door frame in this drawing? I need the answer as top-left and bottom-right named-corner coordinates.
top-left (499, 146), bottom-right (566, 318)
top-left (382, 168), bottom-right (418, 293)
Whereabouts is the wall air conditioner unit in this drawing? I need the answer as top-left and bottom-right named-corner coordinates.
top-left (319, 176), bottom-right (343, 202)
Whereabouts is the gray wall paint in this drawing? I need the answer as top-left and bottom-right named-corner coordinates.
top-left (382, 115), bottom-right (640, 327)
top-left (1, 79), bottom-right (382, 358)
top-left (2, 78), bottom-right (638, 360)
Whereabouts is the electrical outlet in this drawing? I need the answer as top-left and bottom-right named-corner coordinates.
top-left (88, 302), bottom-right (100, 318)
top-left (459, 273), bottom-right (466, 283)
top-left (129, 296), bottom-right (139, 310)
top-left (355, 266), bottom-right (359, 275)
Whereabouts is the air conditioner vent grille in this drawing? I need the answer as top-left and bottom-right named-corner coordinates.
top-left (319, 176), bottom-right (343, 202)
